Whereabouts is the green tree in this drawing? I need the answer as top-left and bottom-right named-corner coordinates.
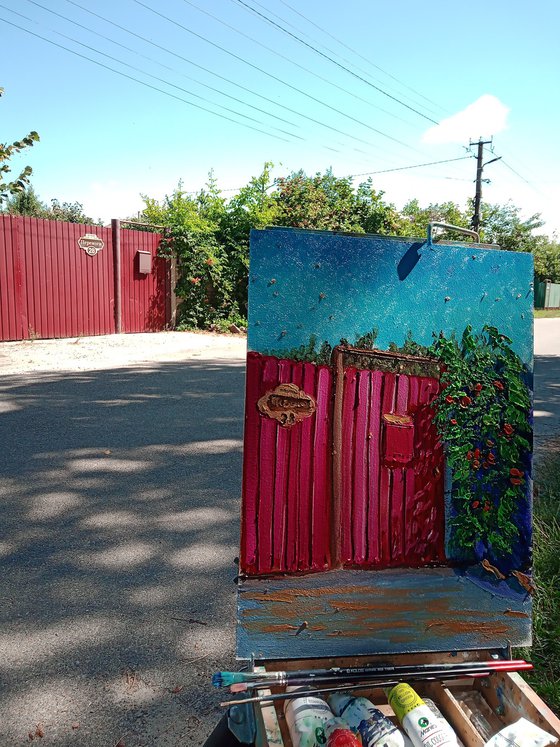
top-left (5, 185), bottom-right (46, 216)
top-left (0, 88), bottom-right (40, 205)
top-left (477, 201), bottom-right (545, 252)
top-left (400, 199), bottom-right (470, 239)
top-left (533, 238), bottom-right (560, 282)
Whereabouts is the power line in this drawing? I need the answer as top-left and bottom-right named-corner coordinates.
top-left (0, 16), bottom-right (294, 143)
top-left (274, 0), bottom-right (447, 116)
top-left (24, 0), bottom-right (303, 132)
top-left (63, 0), bottom-right (414, 158)
top-left (348, 156), bottom-right (473, 179)
top-left (5, 4), bottom-right (301, 141)
top-left (180, 0), bottom-right (416, 128)
top-left (133, 0), bottom-right (420, 153)
top-left (232, 0), bottom-right (439, 125)
top-left (181, 156), bottom-right (474, 195)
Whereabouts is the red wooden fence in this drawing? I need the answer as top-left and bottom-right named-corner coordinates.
top-left (0, 216), bottom-right (170, 341)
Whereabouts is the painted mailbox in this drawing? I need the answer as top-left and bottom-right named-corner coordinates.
top-left (238, 227), bottom-right (533, 660)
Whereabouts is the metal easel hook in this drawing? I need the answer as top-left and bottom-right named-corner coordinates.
top-left (426, 222), bottom-right (480, 248)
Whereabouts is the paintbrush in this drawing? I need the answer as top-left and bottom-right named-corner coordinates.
top-left (219, 663), bottom-right (533, 707)
top-left (212, 658), bottom-right (529, 688)
top-left (227, 660), bottom-right (534, 692)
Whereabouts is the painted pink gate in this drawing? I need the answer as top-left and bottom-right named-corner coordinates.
top-left (0, 216), bottom-right (170, 341)
top-left (241, 352), bottom-right (332, 576)
top-left (333, 347), bottom-right (446, 569)
top-left (241, 348), bottom-right (446, 576)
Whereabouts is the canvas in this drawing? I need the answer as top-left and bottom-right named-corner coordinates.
top-left (237, 227), bottom-right (533, 660)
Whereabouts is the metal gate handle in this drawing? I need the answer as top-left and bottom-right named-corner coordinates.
top-left (427, 222), bottom-right (480, 245)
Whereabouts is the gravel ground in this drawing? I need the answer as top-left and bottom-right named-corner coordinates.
top-left (0, 332), bottom-right (247, 375)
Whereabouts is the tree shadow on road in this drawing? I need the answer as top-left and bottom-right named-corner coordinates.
top-left (0, 359), bottom-right (246, 746)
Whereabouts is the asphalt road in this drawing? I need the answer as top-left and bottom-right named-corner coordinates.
top-left (0, 320), bottom-right (558, 745)
top-left (0, 357), bottom-right (246, 746)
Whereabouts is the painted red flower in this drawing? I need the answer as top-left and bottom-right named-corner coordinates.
top-left (482, 461), bottom-right (489, 469)
top-left (190, 277), bottom-right (201, 285)
top-left (205, 257), bottom-right (215, 266)
top-left (474, 383), bottom-right (483, 392)
top-left (445, 395), bottom-right (455, 404)
top-left (460, 396), bottom-right (472, 408)
top-left (493, 380), bottom-right (505, 391)
top-left (510, 477), bottom-right (522, 486)
top-left (472, 459), bottom-right (481, 469)
top-left (510, 468), bottom-right (523, 477)
top-left (466, 451), bottom-right (473, 461)
top-left (474, 448), bottom-right (481, 459)
top-left (503, 424), bottom-right (514, 436)
top-left (450, 418), bottom-right (457, 425)
top-left (472, 501), bottom-right (480, 509)
top-left (483, 502), bottom-right (491, 512)
top-left (487, 453), bottom-right (496, 464)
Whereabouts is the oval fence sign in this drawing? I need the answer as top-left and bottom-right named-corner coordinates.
top-left (258, 383), bottom-right (316, 427)
top-left (78, 233), bottom-right (104, 256)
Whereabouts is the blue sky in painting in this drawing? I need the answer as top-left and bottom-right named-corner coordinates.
top-left (248, 228), bottom-right (534, 368)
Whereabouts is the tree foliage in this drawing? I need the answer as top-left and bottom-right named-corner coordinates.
top-left (0, 88), bottom-right (40, 205)
top-left (4, 185), bottom-right (98, 224)
top-left (137, 164), bottom-right (555, 330)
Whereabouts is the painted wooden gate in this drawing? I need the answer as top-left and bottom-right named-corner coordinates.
top-left (332, 347), bottom-right (446, 569)
top-left (240, 348), bottom-right (446, 576)
top-left (241, 352), bottom-right (332, 576)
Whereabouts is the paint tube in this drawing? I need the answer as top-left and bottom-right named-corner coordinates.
top-left (422, 699), bottom-right (465, 747)
top-left (483, 717), bottom-right (558, 746)
top-left (324, 717), bottom-right (362, 746)
top-left (387, 684), bottom-right (459, 746)
top-left (284, 688), bottom-right (333, 747)
top-left (328, 692), bottom-right (406, 746)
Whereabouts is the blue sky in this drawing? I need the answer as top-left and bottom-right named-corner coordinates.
top-left (2, 0), bottom-right (559, 233)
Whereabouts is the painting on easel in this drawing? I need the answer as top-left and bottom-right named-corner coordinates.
top-left (237, 227), bottom-right (533, 660)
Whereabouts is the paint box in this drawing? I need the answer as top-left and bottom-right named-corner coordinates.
top-left (231, 228), bottom-right (559, 746)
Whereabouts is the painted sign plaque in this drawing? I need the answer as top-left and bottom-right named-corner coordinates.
top-left (237, 227), bottom-right (533, 660)
top-left (78, 233), bottom-right (104, 256)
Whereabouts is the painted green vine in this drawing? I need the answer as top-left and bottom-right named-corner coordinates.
top-left (429, 325), bottom-right (531, 564)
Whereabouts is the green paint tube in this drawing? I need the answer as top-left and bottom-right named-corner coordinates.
top-left (387, 684), bottom-right (459, 747)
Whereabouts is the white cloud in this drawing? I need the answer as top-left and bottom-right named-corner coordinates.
top-left (422, 95), bottom-right (510, 145)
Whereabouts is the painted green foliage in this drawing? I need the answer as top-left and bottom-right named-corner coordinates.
top-left (430, 325), bottom-right (531, 564)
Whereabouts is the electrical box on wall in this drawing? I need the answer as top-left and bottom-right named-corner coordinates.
top-left (137, 250), bottom-right (152, 274)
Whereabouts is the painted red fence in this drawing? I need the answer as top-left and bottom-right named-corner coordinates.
top-left (241, 352), bottom-right (333, 576)
top-left (241, 350), bottom-right (446, 577)
top-left (0, 216), bottom-right (170, 341)
top-left (335, 365), bottom-right (445, 569)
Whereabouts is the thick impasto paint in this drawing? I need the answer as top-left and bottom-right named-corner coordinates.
top-left (238, 227), bottom-right (533, 659)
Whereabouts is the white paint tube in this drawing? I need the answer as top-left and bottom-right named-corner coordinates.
top-left (328, 692), bottom-right (406, 746)
top-left (483, 717), bottom-right (558, 746)
top-left (387, 683), bottom-right (459, 746)
top-left (284, 688), bottom-right (333, 747)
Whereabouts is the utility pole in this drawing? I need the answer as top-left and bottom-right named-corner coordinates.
top-left (470, 138), bottom-right (501, 234)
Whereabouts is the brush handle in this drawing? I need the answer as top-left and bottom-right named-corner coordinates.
top-left (229, 662), bottom-right (533, 692)
top-left (220, 663), bottom-right (533, 707)
top-left (215, 658), bottom-right (528, 687)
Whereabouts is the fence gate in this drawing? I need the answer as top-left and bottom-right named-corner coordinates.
top-left (332, 346), bottom-right (446, 569)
